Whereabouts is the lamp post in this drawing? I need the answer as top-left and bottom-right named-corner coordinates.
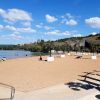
top-left (49, 41), bottom-right (52, 57)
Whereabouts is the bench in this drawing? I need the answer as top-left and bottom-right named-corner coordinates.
top-left (78, 71), bottom-right (100, 88)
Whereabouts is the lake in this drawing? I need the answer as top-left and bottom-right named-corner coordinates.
top-left (0, 50), bottom-right (33, 59)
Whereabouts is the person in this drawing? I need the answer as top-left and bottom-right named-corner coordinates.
top-left (39, 56), bottom-right (42, 61)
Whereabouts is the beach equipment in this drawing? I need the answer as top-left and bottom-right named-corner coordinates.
top-left (47, 56), bottom-right (54, 62)
top-left (61, 54), bottom-right (65, 58)
top-left (75, 52), bottom-right (83, 59)
top-left (91, 53), bottom-right (97, 59)
top-left (76, 55), bottom-right (82, 59)
top-left (68, 53), bottom-right (70, 56)
top-left (91, 55), bottom-right (97, 59)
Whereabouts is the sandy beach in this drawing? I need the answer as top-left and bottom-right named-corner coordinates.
top-left (0, 54), bottom-right (99, 93)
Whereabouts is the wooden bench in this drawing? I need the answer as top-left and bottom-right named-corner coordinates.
top-left (78, 71), bottom-right (100, 88)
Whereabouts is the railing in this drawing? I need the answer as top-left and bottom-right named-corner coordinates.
top-left (0, 83), bottom-right (15, 100)
top-left (79, 71), bottom-right (100, 88)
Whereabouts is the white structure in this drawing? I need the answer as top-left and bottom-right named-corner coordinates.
top-left (47, 56), bottom-right (54, 62)
top-left (68, 53), bottom-right (70, 56)
top-left (91, 55), bottom-right (97, 60)
top-left (61, 54), bottom-right (65, 58)
top-left (57, 51), bottom-right (63, 54)
top-left (51, 50), bottom-right (56, 53)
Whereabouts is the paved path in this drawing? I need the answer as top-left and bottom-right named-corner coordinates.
top-left (0, 83), bottom-right (99, 100)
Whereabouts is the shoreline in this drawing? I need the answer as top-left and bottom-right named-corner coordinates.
top-left (0, 50), bottom-right (99, 61)
top-left (0, 50), bottom-right (49, 60)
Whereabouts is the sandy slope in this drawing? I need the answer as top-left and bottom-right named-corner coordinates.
top-left (0, 55), bottom-right (99, 92)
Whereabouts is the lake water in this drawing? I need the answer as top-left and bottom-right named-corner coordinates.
top-left (0, 50), bottom-right (33, 59)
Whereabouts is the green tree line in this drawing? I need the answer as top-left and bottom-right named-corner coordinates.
top-left (0, 34), bottom-right (100, 53)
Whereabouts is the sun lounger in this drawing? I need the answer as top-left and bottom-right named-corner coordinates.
top-left (76, 55), bottom-right (82, 59)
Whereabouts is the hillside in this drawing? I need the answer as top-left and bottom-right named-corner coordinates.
top-left (53, 33), bottom-right (100, 52)
top-left (56, 34), bottom-right (100, 45)
top-left (0, 34), bottom-right (100, 53)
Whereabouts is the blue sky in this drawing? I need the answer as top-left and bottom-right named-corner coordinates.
top-left (0, 0), bottom-right (100, 44)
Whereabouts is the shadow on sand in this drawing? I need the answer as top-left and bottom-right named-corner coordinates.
top-left (64, 70), bottom-right (100, 99)
top-left (95, 94), bottom-right (100, 99)
top-left (65, 82), bottom-right (94, 91)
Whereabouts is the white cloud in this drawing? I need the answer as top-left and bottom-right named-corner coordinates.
top-left (66, 19), bottom-right (77, 26)
top-left (0, 8), bottom-right (32, 22)
top-left (36, 24), bottom-right (52, 30)
top-left (36, 23), bottom-right (44, 28)
top-left (22, 22), bottom-right (31, 27)
top-left (90, 32), bottom-right (97, 35)
top-left (45, 14), bottom-right (57, 23)
top-left (85, 17), bottom-right (100, 29)
top-left (45, 30), bottom-right (60, 35)
top-left (17, 27), bottom-right (36, 33)
top-left (62, 30), bottom-right (79, 36)
top-left (36, 24), bottom-right (42, 28)
top-left (61, 15), bottom-right (65, 19)
top-left (62, 31), bottom-right (72, 36)
top-left (61, 18), bottom-right (67, 24)
top-left (66, 13), bottom-right (74, 19)
top-left (0, 25), bottom-right (4, 29)
top-left (0, 33), bottom-right (23, 40)
top-left (73, 34), bottom-right (82, 37)
top-left (44, 26), bottom-right (52, 30)
top-left (0, 35), bottom-right (5, 39)
top-left (1, 25), bottom-right (36, 33)
top-left (61, 13), bottom-right (78, 26)
top-left (5, 25), bottom-right (16, 31)
top-left (45, 30), bottom-right (76, 36)
top-left (9, 33), bottom-right (23, 40)
top-left (61, 13), bottom-right (74, 19)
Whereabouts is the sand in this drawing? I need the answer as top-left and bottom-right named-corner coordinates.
top-left (0, 55), bottom-right (99, 92)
